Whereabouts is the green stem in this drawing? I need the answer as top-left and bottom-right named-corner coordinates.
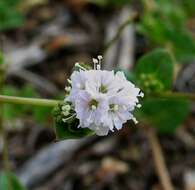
top-left (0, 95), bottom-right (61, 107)
top-left (0, 91), bottom-right (194, 108)
top-left (154, 92), bottom-right (195, 101)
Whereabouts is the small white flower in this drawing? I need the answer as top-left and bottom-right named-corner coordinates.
top-left (86, 70), bottom-right (119, 96)
top-left (103, 96), bottom-right (134, 131)
top-left (64, 55), bottom-right (143, 136)
top-left (66, 70), bottom-right (86, 103)
top-left (74, 91), bottom-right (109, 128)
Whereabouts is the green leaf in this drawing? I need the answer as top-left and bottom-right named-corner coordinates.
top-left (55, 119), bottom-right (94, 140)
top-left (138, 0), bottom-right (195, 63)
top-left (0, 0), bottom-right (24, 31)
top-left (0, 171), bottom-right (27, 190)
top-left (169, 29), bottom-right (195, 62)
top-left (1, 0), bottom-right (22, 7)
top-left (137, 97), bottom-right (190, 133)
top-left (53, 104), bottom-right (94, 139)
top-left (0, 11), bottom-right (24, 31)
top-left (138, 15), bottom-right (169, 44)
top-left (135, 49), bottom-right (173, 93)
top-left (33, 106), bottom-right (52, 123)
top-left (182, 0), bottom-right (195, 17)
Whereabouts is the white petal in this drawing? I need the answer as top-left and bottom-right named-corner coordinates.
top-left (89, 124), bottom-right (110, 136)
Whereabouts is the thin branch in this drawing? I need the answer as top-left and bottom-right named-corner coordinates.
top-left (0, 95), bottom-right (60, 107)
top-left (146, 128), bottom-right (175, 190)
top-left (153, 91), bottom-right (195, 101)
top-left (0, 91), bottom-right (194, 108)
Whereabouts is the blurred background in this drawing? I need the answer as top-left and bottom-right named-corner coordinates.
top-left (0, 0), bottom-right (195, 189)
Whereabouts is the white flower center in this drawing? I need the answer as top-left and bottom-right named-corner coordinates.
top-left (113, 104), bottom-right (119, 112)
top-left (99, 85), bottom-right (108, 93)
top-left (89, 99), bottom-right (99, 110)
top-left (110, 104), bottom-right (119, 112)
top-left (91, 105), bottom-right (97, 110)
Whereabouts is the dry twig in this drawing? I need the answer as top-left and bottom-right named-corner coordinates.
top-left (146, 128), bottom-right (175, 190)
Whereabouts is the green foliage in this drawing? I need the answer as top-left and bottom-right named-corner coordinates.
top-left (0, 171), bottom-right (27, 190)
top-left (138, 0), bottom-right (195, 63)
top-left (53, 104), bottom-right (94, 140)
top-left (170, 29), bottom-right (195, 62)
top-left (0, 0), bottom-right (24, 31)
top-left (135, 49), bottom-right (173, 93)
top-left (33, 106), bottom-right (52, 123)
top-left (55, 119), bottom-right (94, 139)
top-left (134, 49), bottom-right (190, 133)
top-left (181, 0), bottom-right (195, 16)
top-left (3, 85), bottom-right (52, 124)
top-left (136, 98), bottom-right (190, 133)
top-left (0, 52), bottom-right (4, 65)
top-left (0, 52), bottom-right (5, 91)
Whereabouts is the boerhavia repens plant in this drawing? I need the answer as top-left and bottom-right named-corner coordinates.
top-left (1, 49), bottom-right (195, 190)
top-left (58, 56), bottom-right (144, 136)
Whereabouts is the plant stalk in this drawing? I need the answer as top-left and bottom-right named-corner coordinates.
top-left (0, 95), bottom-right (60, 107)
top-left (154, 91), bottom-right (195, 101)
top-left (0, 91), bottom-right (194, 108)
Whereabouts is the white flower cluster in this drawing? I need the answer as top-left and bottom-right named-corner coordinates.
top-left (65, 56), bottom-right (144, 136)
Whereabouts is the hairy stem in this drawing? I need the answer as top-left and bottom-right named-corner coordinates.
top-left (146, 128), bottom-right (175, 190)
top-left (0, 95), bottom-right (60, 107)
